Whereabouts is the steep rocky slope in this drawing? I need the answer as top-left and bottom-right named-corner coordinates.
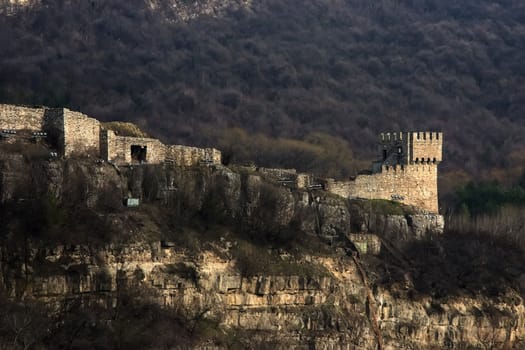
top-left (1, 148), bottom-right (525, 349)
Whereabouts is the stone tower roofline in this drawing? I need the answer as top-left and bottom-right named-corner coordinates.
top-left (0, 103), bottom-right (443, 213)
top-left (326, 130), bottom-right (443, 213)
top-left (380, 131), bottom-right (404, 142)
top-left (412, 131), bottom-right (442, 141)
top-left (379, 131), bottom-right (443, 142)
top-left (378, 131), bottom-right (443, 165)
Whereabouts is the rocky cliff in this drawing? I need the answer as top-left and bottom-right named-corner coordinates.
top-left (1, 150), bottom-right (524, 349)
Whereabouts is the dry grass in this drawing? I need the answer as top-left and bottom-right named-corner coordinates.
top-left (102, 121), bottom-right (150, 138)
top-left (446, 206), bottom-right (525, 250)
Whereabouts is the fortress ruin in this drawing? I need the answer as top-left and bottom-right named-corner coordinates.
top-left (0, 104), bottom-right (221, 166)
top-left (0, 104), bottom-right (442, 213)
top-left (325, 132), bottom-right (442, 213)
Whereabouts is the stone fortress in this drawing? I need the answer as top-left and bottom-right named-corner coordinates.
top-left (325, 131), bottom-right (442, 213)
top-left (0, 104), bottom-right (221, 166)
top-left (0, 104), bottom-right (442, 213)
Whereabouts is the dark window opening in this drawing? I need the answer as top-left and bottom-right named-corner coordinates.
top-left (382, 149), bottom-right (387, 161)
top-left (131, 145), bottom-right (147, 162)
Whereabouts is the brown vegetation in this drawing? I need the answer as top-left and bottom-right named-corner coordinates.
top-left (0, 0), bottom-right (524, 192)
top-left (102, 121), bottom-right (150, 138)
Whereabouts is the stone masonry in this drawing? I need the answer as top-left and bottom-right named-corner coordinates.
top-left (326, 131), bottom-right (443, 213)
top-left (62, 109), bottom-right (101, 157)
top-left (0, 103), bottom-right (222, 166)
top-left (0, 104), bottom-right (46, 130)
top-left (101, 129), bottom-right (167, 164)
top-left (166, 145), bottom-right (222, 166)
top-left (0, 104), bottom-right (442, 213)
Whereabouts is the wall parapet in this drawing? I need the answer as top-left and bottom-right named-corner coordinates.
top-left (166, 145), bottom-right (221, 167)
top-left (0, 104), bottom-right (47, 131)
top-left (0, 103), bottom-right (222, 167)
top-left (1, 104), bottom-right (442, 213)
top-left (325, 132), bottom-right (442, 213)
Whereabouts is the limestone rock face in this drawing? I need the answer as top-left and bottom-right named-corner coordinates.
top-left (1, 156), bottom-right (507, 349)
top-left (367, 213), bottom-right (444, 242)
top-left (0, 155), bottom-right (444, 245)
top-left (316, 194), bottom-right (351, 240)
top-left (0, 154), bottom-right (28, 201)
top-left (2, 241), bottom-right (524, 349)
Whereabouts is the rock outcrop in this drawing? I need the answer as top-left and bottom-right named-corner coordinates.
top-left (1, 154), bottom-right (523, 349)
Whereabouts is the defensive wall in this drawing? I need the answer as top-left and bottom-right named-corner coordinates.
top-left (256, 167), bottom-right (313, 189)
top-left (166, 145), bottom-right (222, 166)
top-left (0, 104), bottom-right (442, 213)
top-left (101, 130), bottom-right (166, 164)
top-left (0, 104), bottom-right (221, 167)
top-left (326, 131), bottom-right (442, 213)
top-left (0, 104), bottom-right (46, 130)
top-left (62, 109), bottom-right (101, 157)
top-left (326, 163), bottom-right (439, 213)
top-left (0, 105), bottom-right (100, 156)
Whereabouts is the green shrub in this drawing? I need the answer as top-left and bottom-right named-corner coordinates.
top-left (349, 198), bottom-right (412, 216)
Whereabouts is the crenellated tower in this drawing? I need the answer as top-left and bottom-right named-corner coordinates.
top-left (375, 131), bottom-right (442, 212)
top-left (327, 131), bottom-right (443, 213)
top-left (377, 131), bottom-right (442, 167)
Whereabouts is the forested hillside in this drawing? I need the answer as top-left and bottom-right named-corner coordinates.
top-left (1, 0), bottom-right (524, 192)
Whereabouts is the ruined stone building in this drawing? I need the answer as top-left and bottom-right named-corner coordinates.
top-left (0, 104), bottom-right (221, 166)
top-left (325, 132), bottom-right (443, 213)
top-left (0, 104), bottom-right (442, 213)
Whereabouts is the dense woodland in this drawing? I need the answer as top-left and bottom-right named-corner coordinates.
top-left (1, 0), bottom-right (525, 209)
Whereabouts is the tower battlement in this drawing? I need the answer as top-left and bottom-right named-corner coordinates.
top-left (411, 131), bottom-right (442, 141)
top-left (0, 104), bottom-right (442, 213)
top-left (327, 131), bottom-right (443, 213)
top-left (378, 131), bottom-right (442, 166)
top-left (379, 131), bottom-right (405, 142)
top-left (408, 131), bottom-right (442, 163)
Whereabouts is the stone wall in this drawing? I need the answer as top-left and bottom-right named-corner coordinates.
top-left (326, 164), bottom-right (439, 213)
top-left (257, 167), bottom-right (297, 178)
top-left (379, 131), bottom-right (410, 165)
top-left (0, 105), bottom-right (101, 157)
top-left (103, 130), bottom-right (166, 164)
top-left (62, 109), bottom-right (101, 157)
top-left (102, 130), bottom-right (221, 166)
top-left (166, 145), bottom-right (221, 166)
top-left (409, 132), bottom-right (443, 163)
top-left (0, 104), bottom-right (46, 130)
top-left (379, 131), bottom-right (443, 165)
top-left (255, 168), bottom-right (314, 189)
top-left (0, 104), bottom-right (223, 167)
